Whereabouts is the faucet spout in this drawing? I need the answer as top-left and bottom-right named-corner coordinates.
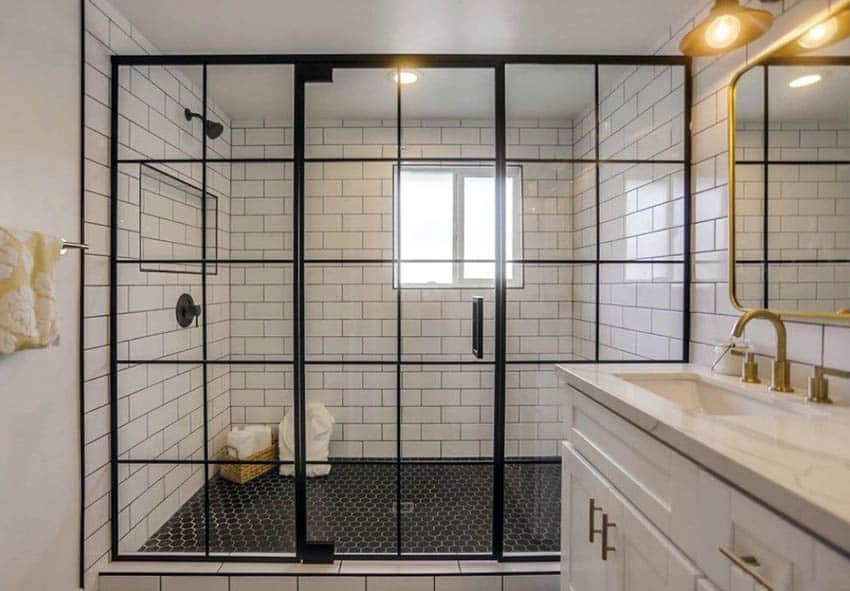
top-left (730, 309), bottom-right (792, 393)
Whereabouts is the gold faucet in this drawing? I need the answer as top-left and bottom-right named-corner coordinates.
top-left (731, 310), bottom-right (793, 393)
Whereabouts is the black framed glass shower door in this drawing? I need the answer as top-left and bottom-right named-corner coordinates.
top-left (298, 63), bottom-right (502, 557)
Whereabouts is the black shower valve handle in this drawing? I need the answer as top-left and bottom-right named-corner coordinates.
top-left (176, 293), bottom-right (202, 328)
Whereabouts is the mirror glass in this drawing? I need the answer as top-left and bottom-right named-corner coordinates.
top-left (732, 9), bottom-right (850, 316)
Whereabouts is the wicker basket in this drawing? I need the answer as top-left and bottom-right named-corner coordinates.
top-left (219, 439), bottom-right (277, 484)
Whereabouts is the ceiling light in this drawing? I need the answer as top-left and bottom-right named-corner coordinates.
top-left (680, 0), bottom-right (774, 57)
top-left (393, 70), bottom-right (419, 85)
top-left (788, 73), bottom-right (823, 88)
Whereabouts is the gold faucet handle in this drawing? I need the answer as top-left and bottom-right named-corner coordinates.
top-left (742, 351), bottom-right (761, 384)
top-left (807, 366), bottom-right (850, 404)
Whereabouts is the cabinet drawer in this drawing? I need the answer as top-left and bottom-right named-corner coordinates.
top-left (563, 442), bottom-right (706, 591)
top-left (708, 486), bottom-right (850, 591)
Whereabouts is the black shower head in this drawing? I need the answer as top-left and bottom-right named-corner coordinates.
top-left (184, 107), bottom-right (224, 140)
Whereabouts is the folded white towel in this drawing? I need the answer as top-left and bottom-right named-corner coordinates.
top-left (226, 429), bottom-right (255, 459)
top-left (244, 424), bottom-right (272, 451)
top-left (0, 228), bottom-right (62, 354)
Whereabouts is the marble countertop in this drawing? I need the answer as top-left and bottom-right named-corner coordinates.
top-left (557, 363), bottom-right (850, 554)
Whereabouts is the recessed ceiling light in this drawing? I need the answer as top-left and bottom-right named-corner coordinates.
top-left (789, 73), bottom-right (823, 88)
top-left (393, 70), bottom-right (419, 85)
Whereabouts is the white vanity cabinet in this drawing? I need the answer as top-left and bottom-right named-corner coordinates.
top-left (560, 381), bottom-right (850, 591)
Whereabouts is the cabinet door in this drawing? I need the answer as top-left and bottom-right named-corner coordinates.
top-left (605, 479), bottom-right (704, 591)
top-left (564, 443), bottom-right (704, 591)
top-left (563, 444), bottom-right (609, 591)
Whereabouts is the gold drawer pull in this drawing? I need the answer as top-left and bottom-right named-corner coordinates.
top-left (588, 497), bottom-right (603, 543)
top-left (601, 513), bottom-right (616, 561)
top-left (719, 545), bottom-right (775, 591)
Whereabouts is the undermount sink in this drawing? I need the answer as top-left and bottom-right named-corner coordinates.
top-left (614, 372), bottom-right (797, 416)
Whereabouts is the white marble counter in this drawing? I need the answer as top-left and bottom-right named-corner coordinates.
top-left (557, 363), bottom-right (850, 554)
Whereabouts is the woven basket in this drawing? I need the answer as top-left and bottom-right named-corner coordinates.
top-left (219, 439), bottom-right (277, 484)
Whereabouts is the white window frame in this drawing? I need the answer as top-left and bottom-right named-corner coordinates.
top-left (395, 164), bottom-right (523, 288)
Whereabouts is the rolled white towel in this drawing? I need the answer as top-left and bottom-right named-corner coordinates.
top-left (244, 424), bottom-right (272, 451)
top-left (226, 429), bottom-right (255, 459)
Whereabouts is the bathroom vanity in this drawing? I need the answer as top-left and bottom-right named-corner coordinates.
top-left (557, 364), bottom-right (850, 591)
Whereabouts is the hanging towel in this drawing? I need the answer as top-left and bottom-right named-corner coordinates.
top-left (0, 228), bottom-right (62, 355)
top-left (279, 402), bottom-right (335, 477)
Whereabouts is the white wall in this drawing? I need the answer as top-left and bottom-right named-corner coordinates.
top-left (0, 0), bottom-right (82, 590)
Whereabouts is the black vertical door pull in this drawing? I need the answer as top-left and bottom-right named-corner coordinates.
top-left (472, 296), bottom-right (484, 359)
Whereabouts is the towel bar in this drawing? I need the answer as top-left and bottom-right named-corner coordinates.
top-left (61, 240), bottom-right (89, 252)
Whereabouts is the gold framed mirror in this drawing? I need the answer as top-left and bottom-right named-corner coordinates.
top-left (729, 1), bottom-right (850, 321)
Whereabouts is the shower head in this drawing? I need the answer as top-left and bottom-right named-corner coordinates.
top-left (184, 107), bottom-right (224, 140)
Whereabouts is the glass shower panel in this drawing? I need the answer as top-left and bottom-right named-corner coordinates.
top-left (115, 262), bottom-right (203, 362)
top-left (207, 65), bottom-right (295, 160)
top-left (118, 462), bottom-right (206, 555)
top-left (305, 363), bottom-right (398, 459)
top-left (598, 162), bottom-right (685, 261)
top-left (598, 65), bottom-right (686, 161)
top-left (208, 363), bottom-right (295, 556)
top-left (305, 68), bottom-right (398, 159)
top-left (503, 461), bottom-right (560, 555)
top-left (304, 263), bottom-right (396, 362)
top-left (304, 160), bottom-right (394, 260)
top-left (115, 363), bottom-right (204, 463)
top-left (211, 263), bottom-right (293, 362)
top-left (401, 364), bottom-right (494, 460)
top-left (598, 262), bottom-right (684, 360)
top-left (506, 64), bottom-right (596, 160)
top-left (401, 68), bottom-right (494, 158)
top-left (401, 462), bottom-right (493, 554)
top-left (304, 363), bottom-right (397, 554)
top-left (208, 460), bottom-right (295, 557)
top-left (116, 64), bottom-right (204, 161)
top-left (228, 161), bottom-right (294, 261)
top-left (506, 263), bottom-right (595, 362)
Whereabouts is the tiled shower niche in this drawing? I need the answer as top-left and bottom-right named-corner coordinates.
top-left (111, 58), bottom-right (689, 560)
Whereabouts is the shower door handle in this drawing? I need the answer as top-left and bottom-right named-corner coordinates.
top-left (472, 296), bottom-right (484, 359)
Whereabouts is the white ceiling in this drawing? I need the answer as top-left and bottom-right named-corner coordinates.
top-left (112, 0), bottom-right (695, 121)
top-left (111, 0), bottom-right (693, 56)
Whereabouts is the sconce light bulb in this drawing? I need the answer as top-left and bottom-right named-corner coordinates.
top-left (798, 18), bottom-right (838, 49)
top-left (706, 14), bottom-right (742, 49)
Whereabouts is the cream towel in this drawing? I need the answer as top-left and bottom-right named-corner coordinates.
top-left (0, 228), bottom-right (62, 354)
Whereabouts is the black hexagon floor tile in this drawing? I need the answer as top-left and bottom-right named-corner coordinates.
top-left (139, 461), bottom-right (559, 555)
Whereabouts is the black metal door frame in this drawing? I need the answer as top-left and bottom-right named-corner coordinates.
top-left (107, 53), bottom-right (692, 564)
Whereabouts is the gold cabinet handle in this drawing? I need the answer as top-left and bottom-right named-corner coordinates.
top-left (719, 545), bottom-right (775, 591)
top-left (601, 512), bottom-right (616, 561)
top-left (588, 497), bottom-right (603, 543)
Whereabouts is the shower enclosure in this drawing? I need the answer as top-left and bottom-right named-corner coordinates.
top-left (109, 54), bottom-right (691, 561)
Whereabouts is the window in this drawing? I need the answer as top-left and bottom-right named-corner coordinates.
top-left (397, 165), bottom-right (522, 287)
